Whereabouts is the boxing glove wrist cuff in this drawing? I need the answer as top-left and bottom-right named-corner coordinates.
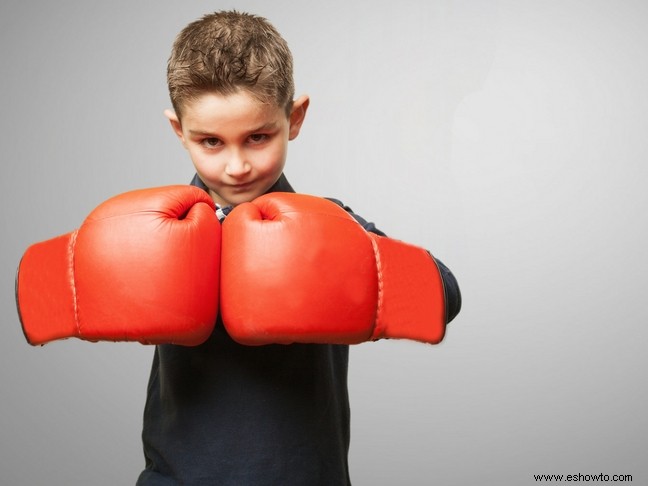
top-left (369, 234), bottom-right (446, 343)
top-left (17, 231), bottom-right (80, 345)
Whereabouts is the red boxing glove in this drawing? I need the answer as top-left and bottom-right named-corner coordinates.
top-left (221, 193), bottom-right (446, 345)
top-left (16, 186), bottom-right (221, 346)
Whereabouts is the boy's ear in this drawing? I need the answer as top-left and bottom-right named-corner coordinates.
top-left (164, 109), bottom-right (187, 147)
top-left (288, 95), bottom-right (310, 140)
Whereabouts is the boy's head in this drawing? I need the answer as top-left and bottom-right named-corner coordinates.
top-left (167, 10), bottom-right (295, 120)
top-left (165, 11), bottom-right (309, 208)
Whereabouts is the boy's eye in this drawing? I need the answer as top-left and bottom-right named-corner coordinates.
top-left (202, 137), bottom-right (222, 148)
top-left (248, 133), bottom-right (269, 144)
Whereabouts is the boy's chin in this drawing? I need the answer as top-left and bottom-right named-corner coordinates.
top-left (211, 189), bottom-right (263, 208)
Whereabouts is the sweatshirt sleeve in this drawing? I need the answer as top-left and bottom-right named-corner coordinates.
top-left (326, 197), bottom-right (462, 324)
top-left (432, 258), bottom-right (461, 324)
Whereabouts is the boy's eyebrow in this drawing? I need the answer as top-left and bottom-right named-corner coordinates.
top-left (188, 129), bottom-right (218, 137)
top-left (188, 121), bottom-right (280, 137)
top-left (249, 121), bottom-right (280, 132)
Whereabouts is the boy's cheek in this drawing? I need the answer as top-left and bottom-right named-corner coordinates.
top-left (189, 153), bottom-right (218, 177)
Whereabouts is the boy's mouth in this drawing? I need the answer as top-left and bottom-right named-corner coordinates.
top-left (229, 181), bottom-right (254, 191)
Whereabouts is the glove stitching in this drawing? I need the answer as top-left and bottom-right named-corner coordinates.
top-left (68, 229), bottom-right (82, 337)
top-left (369, 236), bottom-right (385, 340)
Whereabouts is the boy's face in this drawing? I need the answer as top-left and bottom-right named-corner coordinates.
top-left (166, 90), bottom-right (309, 207)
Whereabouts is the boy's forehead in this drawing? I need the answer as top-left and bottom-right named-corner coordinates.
top-left (181, 91), bottom-right (285, 128)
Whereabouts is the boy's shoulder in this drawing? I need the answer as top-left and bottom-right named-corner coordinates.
top-left (325, 197), bottom-right (385, 237)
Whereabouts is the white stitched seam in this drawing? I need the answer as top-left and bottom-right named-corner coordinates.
top-left (68, 230), bottom-right (81, 336)
top-left (369, 236), bottom-right (385, 340)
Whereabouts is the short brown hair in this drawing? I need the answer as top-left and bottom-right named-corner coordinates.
top-left (167, 10), bottom-right (295, 119)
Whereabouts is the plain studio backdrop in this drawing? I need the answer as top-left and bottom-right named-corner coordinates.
top-left (1, 1), bottom-right (646, 484)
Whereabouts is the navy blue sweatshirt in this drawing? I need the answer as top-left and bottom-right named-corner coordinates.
top-left (136, 174), bottom-right (460, 485)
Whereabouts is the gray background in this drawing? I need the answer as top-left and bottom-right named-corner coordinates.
top-left (1, 0), bottom-right (646, 484)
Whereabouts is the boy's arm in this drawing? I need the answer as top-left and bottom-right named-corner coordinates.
top-left (327, 198), bottom-right (461, 324)
top-left (433, 258), bottom-right (461, 324)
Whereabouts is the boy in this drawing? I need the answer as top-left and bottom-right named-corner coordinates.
top-left (132, 10), bottom-right (461, 485)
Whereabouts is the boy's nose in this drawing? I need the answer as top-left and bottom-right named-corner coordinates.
top-left (225, 152), bottom-right (251, 178)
